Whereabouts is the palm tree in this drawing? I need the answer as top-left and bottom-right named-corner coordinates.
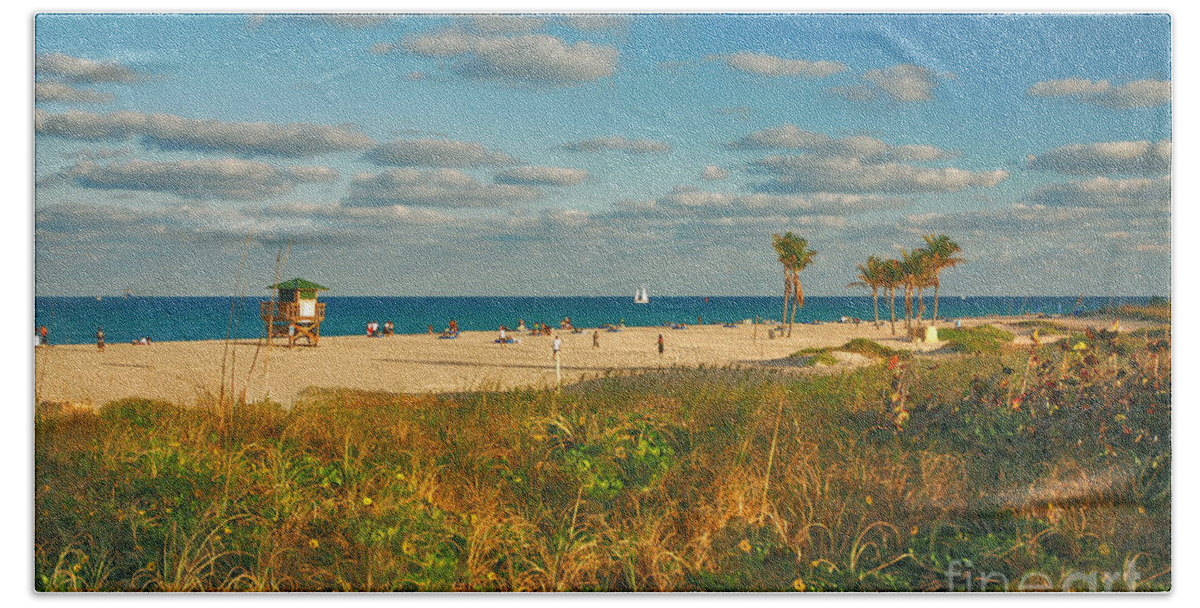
top-left (772, 232), bottom-right (816, 337)
top-left (922, 234), bottom-right (964, 325)
top-left (849, 256), bottom-right (886, 327)
top-left (881, 258), bottom-right (904, 335)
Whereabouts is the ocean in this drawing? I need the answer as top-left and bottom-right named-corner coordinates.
top-left (32, 295), bottom-right (1157, 346)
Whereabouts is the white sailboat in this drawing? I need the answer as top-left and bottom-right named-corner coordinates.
top-left (634, 285), bottom-right (649, 304)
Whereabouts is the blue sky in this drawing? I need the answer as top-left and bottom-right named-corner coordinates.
top-left (34, 13), bottom-right (1171, 296)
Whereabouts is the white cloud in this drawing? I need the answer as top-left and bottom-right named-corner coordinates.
top-left (365, 138), bottom-right (516, 167)
top-left (345, 168), bottom-right (543, 208)
top-left (35, 82), bottom-right (114, 104)
top-left (700, 165), bottom-right (729, 180)
top-left (563, 135), bottom-right (671, 153)
top-left (494, 166), bottom-right (589, 186)
top-left (616, 185), bottom-right (904, 218)
top-left (403, 31), bottom-right (618, 85)
top-left (862, 64), bottom-right (939, 102)
top-left (58, 158), bottom-right (338, 200)
top-left (728, 124), bottom-right (828, 149)
top-left (1028, 139), bottom-right (1171, 176)
top-left (35, 109), bottom-right (375, 157)
top-left (35, 52), bottom-right (143, 84)
top-left (729, 125), bottom-right (956, 162)
top-left (1025, 175), bottom-right (1170, 209)
top-left (751, 154), bottom-right (1008, 194)
top-left (1027, 78), bottom-right (1171, 109)
top-left (717, 51), bottom-right (845, 78)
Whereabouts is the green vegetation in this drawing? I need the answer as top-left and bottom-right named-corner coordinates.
top-left (790, 339), bottom-right (910, 367)
top-left (786, 347), bottom-right (838, 367)
top-left (37, 333), bottom-right (1170, 591)
top-left (1110, 303), bottom-right (1171, 323)
top-left (1014, 320), bottom-right (1068, 336)
top-left (940, 324), bottom-right (1016, 354)
top-left (839, 338), bottom-right (912, 360)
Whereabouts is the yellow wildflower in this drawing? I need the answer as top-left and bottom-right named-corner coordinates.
top-left (793, 578), bottom-right (807, 592)
top-left (362, 497), bottom-right (373, 506)
top-left (738, 539), bottom-right (752, 553)
top-left (309, 538), bottom-right (319, 549)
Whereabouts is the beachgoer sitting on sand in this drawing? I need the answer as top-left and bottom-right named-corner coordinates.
top-left (517, 319), bottom-right (526, 332)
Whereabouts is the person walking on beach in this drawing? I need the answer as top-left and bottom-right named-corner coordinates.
top-left (658, 333), bottom-right (664, 356)
top-left (40, 325), bottom-right (49, 346)
top-left (96, 326), bottom-right (105, 352)
top-left (593, 330), bottom-right (599, 349)
top-left (499, 325), bottom-right (507, 346)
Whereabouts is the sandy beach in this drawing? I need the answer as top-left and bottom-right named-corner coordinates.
top-left (33, 315), bottom-right (1150, 408)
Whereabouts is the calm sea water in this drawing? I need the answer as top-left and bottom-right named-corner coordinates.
top-left (32, 295), bottom-right (1156, 346)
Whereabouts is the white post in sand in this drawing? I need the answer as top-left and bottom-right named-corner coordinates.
top-left (553, 335), bottom-right (562, 387)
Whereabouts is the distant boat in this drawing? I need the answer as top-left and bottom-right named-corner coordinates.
top-left (634, 285), bottom-right (649, 304)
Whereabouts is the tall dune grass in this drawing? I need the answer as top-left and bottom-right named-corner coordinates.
top-left (36, 329), bottom-right (1170, 591)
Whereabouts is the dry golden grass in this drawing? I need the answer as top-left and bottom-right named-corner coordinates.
top-left (36, 330), bottom-right (1170, 591)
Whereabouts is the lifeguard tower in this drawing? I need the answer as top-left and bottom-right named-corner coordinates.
top-left (261, 278), bottom-right (328, 347)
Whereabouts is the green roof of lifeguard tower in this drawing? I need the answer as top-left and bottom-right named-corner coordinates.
top-left (269, 278), bottom-right (329, 291)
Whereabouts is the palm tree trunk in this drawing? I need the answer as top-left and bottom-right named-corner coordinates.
top-left (872, 286), bottom-right (880, 327)
top-left (781, 269), bottom-right (790, 334)
top-left (917, 286), bottom-right (925, 324)
top-left (787, 272), bottom-right (796, 338)
top-left (904, 284), bottom-right (913, 332)
top-left (932, 280), bottom-right (940, 325)
top-left (889, 287), bottom-right (897, 335)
